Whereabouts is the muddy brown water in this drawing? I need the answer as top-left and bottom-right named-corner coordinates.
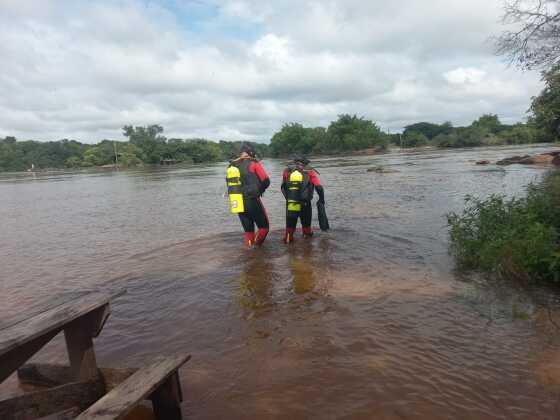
top-left (2, 144), bottom-right (560, 419)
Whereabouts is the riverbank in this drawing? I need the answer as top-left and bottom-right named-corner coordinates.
top-left (448, 168), bottom-right (560, 283)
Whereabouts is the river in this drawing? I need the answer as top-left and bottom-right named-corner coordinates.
top-left (1, 144), bottom-right (560, 419)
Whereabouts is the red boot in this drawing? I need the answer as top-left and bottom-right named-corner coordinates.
top-left (302, 226), bottom-right (313, 238)
top-left (244, 232), bottom-right (256, 247)
top-left (283, 228), bottom-right (295, 244)
top-left (255, 228), bottom-right (269, 245)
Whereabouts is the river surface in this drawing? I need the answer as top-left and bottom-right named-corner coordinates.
top-left (2, 144), bottom-right (560, 419)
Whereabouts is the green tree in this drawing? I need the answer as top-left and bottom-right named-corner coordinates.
top-left (270, 123), bottom-right (319, 156)
top-left (498, 123), bottom-right (539, 144)
top-left (530, 66), bottom-right (560, 142)
top-left (122, 125), bottom-right (167, 164)
top-left (402, 131), bottom-right (429, 147)
top-left (326, 114), bottom-right (388, 152)
top-left (471, 114), bottom-right (503, 134)
top-left (403, 122), bottom-right (452, 139)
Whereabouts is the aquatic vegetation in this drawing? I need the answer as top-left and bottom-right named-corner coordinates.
top-left (448, 170), bottom-right (560, 283)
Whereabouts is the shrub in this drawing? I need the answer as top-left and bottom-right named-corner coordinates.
top-left (447, 171), bottom-right (560, 283)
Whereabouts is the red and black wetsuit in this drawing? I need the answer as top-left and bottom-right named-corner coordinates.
top-left (231, 157), bottom-right (270, 246)
top-left (281, 166), bottom-right (324, 242)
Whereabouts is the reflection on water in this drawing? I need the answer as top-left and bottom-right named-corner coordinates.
top-left (2, 144), bottom-right (560, 419)
top-left (237, 250), bottom-right (275, 313)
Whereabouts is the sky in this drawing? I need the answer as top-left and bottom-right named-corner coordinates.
top-left (0, 0), bottom-right (543, 143)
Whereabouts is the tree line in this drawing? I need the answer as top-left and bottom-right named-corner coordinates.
top-left (392, 114), bottom-right (543, 149)
top-left (0, 126), bottom-right (268, 172)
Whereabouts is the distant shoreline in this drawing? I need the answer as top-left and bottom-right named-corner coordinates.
top-left (2, 143), bottom-right (559, 175)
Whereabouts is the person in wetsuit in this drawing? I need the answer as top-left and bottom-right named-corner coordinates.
top-left (229, 144), bottom-right (271, 247)
top-left (281, 157), bottom-right (325, 243)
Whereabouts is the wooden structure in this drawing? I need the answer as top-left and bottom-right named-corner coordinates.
top-left (0, 290), bottom-right (190, 419)
top-left (76, 354), bottom-right (189, 420)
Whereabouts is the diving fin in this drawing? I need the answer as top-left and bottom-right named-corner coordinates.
top-left (317, 201), bottom-right (330, 231)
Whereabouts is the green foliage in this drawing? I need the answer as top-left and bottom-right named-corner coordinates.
top-left (0, 127), bottom-right (271, 172)
top-left (270, 114), bottom-right (387, 157)
top-left (471, 114), bottom-right (503, 134)
top-left (530, 66), bottom-right (560, 142)
top-left (402, 131), bottom-right (429, 147)
top-left (0, 138), bottom-right (89, 171)
top-left (447, 171), bottom-right (560, 283)
top-left (326, 114), bottom-right (388, 152)
top-left (122, 125), bottom-right (166, 164)
top-left (431, 115), bottom-right (542, 149)
top-left (270, 123), bottom-right (317, 156)
top-left (403, 121), bottom-right (453, 139)
top-left (499, 123), bottom-right (538, 145)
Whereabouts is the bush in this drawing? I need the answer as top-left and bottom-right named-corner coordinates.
top-left (402, 131), bottom-right (429, 147)
top-left (447, 171), bottom-right (560, 283)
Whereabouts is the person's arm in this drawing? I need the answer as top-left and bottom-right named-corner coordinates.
top-left (253, 161), bottom-right (270, 193)
top-left (309, 171), bottom-right (325, 203)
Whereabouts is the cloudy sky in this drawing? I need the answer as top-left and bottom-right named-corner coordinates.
top-left (0, 0), bottom-right (543, 143)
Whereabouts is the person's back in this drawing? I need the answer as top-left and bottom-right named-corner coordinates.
top-left (281, 157), bottom-right (324, 243)
top-left (226, 144), bottom-right (270, 247)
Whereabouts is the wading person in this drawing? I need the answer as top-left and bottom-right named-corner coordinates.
top-left (281, 157), bottom-right (325, 243)
top-left (226, 144), bottom-right (271, 247)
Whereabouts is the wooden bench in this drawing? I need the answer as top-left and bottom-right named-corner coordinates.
top-left (0, 290), bottom-right (123, 384)
top-left (76, 354), bottom-right (191, 420)
top-left (0, 290), bottom-right (124, 419)
top-left (0, 290), bottom-right (192, 419)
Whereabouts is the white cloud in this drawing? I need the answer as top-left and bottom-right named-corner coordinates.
top-left (444, 68), bottom-right (487, 85)
top-left (0, 0), bottom-right (544, 142)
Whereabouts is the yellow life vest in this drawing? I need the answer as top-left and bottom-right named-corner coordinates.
top-left (226, 165), bottom-right (244, 213)
top-left (287, 169), bottom-right (303, 212)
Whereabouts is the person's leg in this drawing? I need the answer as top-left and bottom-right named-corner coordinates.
top-left (238, 211), bottom-right (255, 246)
top-left (301, 201), bottom-right (313, 237)
top-left (284, 204), bottom-right (299, 243)
top-left (252, 197), bottom-right (270, 245)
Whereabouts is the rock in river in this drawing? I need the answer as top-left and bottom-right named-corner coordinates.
top-left (496, 151), bottom-right (560, 166)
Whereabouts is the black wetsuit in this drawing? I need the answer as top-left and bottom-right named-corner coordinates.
top-left (281, 166), bottom-right (324, 240)
top-left (230, 157), bottom-right (270, 245)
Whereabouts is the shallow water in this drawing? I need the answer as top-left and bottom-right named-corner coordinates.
top-left (2, 144), bottom-right (560, 419)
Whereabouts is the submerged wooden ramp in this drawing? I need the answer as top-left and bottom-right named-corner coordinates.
top-left (0, 290), bottom-right (190, 419)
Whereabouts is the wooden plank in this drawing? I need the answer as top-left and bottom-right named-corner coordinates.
top-left (18, 363), bottom-right (137, 390)
top-left (0, 330), bottom-right (59, 384)
top-left (0, 379), bottom-right (104, 420)
top-left (64, 309), bottom-right (104, 381)
top-left (0, 291), bottom-right (91, 331)
top-left (76, 354), bottom-right (190, 420)
top-left (150, 373), bottom-right (183, 420)
top-left (0, 292), bottom-right (114, 357)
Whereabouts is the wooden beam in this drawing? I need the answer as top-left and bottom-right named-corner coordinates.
top-left (64, 310), bottom-right (103, 382)
top-left (0, 330), bottom-right (59, 383)
top-left (0, 292), bottom-right (114, 359)
top-left (0, 292), bottom-right (92, 331)
top-left (150, 372), bottom-right (183, 420)
top-left (0, 289), bottom-right (125, 358)
top-left (76, 354), bottom-right (190, 420)
top-left (0, 379), bottom-right (104, 420)
top-left (18, 363), bottom-right (137, 391)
